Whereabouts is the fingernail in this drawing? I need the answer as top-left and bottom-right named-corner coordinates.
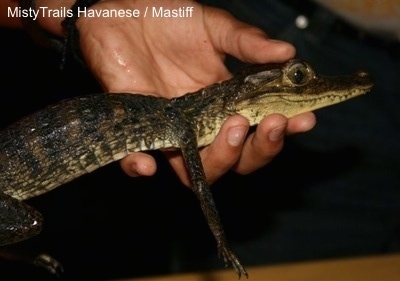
top-left (227, 126), bottom-right (247, 146)
top-left (269, 125), bottom-right (285, 142)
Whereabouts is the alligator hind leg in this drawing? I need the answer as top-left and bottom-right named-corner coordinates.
top-left (0, 192), bottom-right (62, 274)
top-left (0, 247), bottom-right (64, 276)
top-left (0, 191), bottom-right (43, 246)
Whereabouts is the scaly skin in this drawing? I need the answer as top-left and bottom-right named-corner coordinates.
top-left (0, 59), bottom-right (373, 278)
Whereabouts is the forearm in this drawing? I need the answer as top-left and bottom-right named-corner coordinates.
top-left (0, 0), bottom-right (23, 28)
top-left (0, 0), bottom-right (74, 36)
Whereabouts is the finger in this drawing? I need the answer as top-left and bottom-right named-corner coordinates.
top-left (201, 115), bottom-right (249, 184)
top-left (166, 115), bottom-right (249, 186)
top-left (233, 114), bottom-right (288, 175)
top-left (287, 112), bottom-right (317, 134)
top-left (119, 152), bottom-right (157, 177)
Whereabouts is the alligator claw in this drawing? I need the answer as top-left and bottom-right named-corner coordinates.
top-left (218, 242), bottom-right (248, 279)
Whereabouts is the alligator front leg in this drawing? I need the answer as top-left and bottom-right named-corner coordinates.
top-left (166, 110), bottom-right (248, 278)
top-left (179, 134), bottom-right (247, 278)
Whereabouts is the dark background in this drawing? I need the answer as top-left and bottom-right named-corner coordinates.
top-left (1, 0), bottom-right (399, 280)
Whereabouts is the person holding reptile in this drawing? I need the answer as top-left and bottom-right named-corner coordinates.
top-left (0, 0), bottom-right (316, 186)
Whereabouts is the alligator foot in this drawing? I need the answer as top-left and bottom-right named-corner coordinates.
top-left (31, 253), bottom-right (64, 276)
top-left (218, 241), bottom-right (248, 279)
top-left (0, 247), bottom-right (63, 276)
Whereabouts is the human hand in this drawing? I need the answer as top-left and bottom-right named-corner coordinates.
top-left (76, 0), bottom-right (316, 185)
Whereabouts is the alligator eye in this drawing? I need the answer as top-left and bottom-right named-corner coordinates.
top-left (287, 62), bottom-right (311, 85)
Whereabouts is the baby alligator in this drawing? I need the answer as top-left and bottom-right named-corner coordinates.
top-left (0, 59), bottom-right (373, 277)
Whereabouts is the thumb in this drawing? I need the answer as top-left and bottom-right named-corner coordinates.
top-left (205, 7), bottom-right (296, 63)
